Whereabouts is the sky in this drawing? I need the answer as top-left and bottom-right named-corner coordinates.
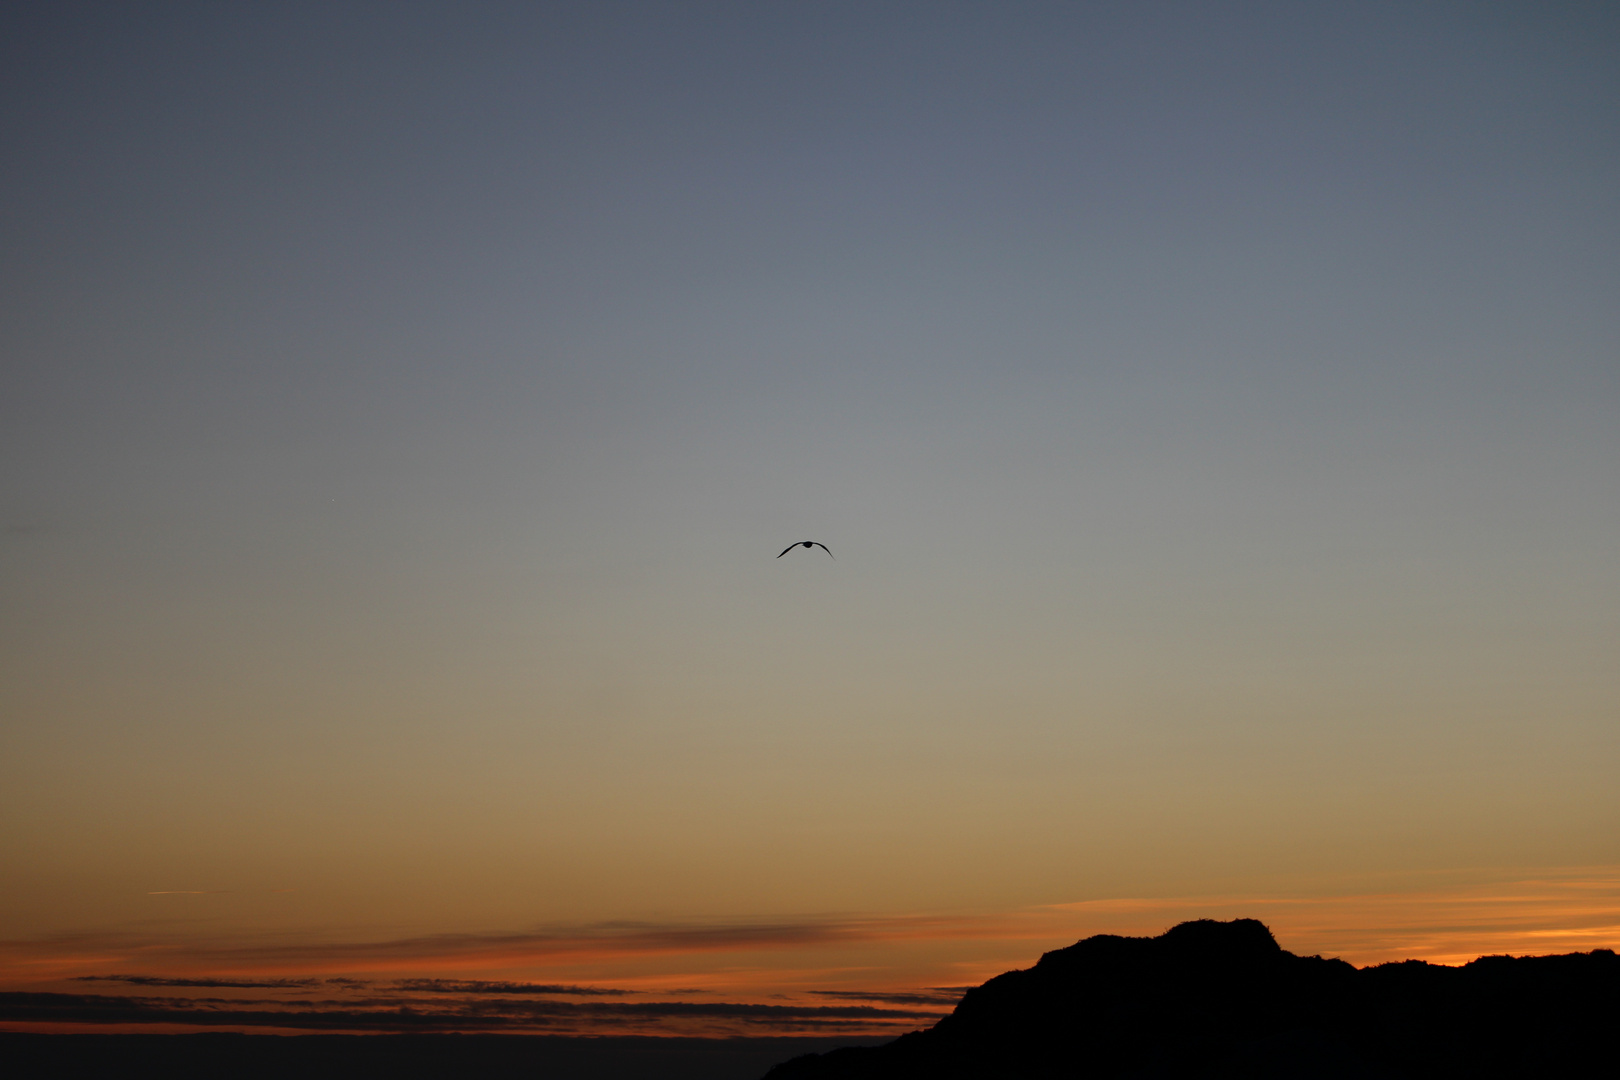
top-left (2, 0), bottom-right (1617, 1036)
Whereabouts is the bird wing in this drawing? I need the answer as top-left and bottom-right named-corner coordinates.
top-left (811, 543), bottom-right (834, 558)
top-left (777, 544), bottom-right (800, 558)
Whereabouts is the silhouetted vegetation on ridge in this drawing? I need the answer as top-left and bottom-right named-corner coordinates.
top-left (763, 918), bottom-right (1619, 1078)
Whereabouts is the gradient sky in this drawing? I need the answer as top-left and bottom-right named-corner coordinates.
top-left (2, 0), bottom-right (1617, 1035)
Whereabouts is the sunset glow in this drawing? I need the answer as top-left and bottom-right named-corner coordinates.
top-left (4, 867), bottom-right (1616, 1035)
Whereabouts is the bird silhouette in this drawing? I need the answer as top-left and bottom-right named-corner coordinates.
top-left (778, 541), bottom-right (833, 559)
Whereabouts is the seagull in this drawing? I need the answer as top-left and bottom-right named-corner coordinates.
top-left (778, 541), bottom-right (833, 559)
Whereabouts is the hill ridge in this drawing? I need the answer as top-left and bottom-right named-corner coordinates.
top-left (763, 918), bottom-right (1618, 1078)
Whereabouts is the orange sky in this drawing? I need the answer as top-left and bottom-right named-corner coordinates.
top-left (5, 866), bottom-right (1616, 1036)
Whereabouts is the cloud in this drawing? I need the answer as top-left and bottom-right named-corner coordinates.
top-left (0, 991), bottom-right (941, 1035)
top-left (71, 976), bottom-right (635, 997)
top-left (387, 979), bottom-right (635, 996)
top-left (9, 870), bottom-right (1617, 1004)
top-left (0, 912), bottom-right (1033, 978)
top-left (808, 990), bottom-right (963, 1006)
top-left (74, 976), bottom-right (323, 990)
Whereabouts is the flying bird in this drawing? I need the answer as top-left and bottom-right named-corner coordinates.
top-left (778, 541), bottom-right (833, 559)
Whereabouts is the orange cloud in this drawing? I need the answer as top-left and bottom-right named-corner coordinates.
top-left (3, 865), bottom-right (1615, 1036)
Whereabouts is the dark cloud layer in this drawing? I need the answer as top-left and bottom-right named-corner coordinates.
top-left (0, 991), bottom-right (942, 1034)
top-left (75, 975), bottom-right (329, 990)
top-left (388, 979), bottom-right (633, 996)
top-left (809, 989), bottom-right (964, 1006)
top-left (71, 974), bottom-right (636, 997)
top-left (1, 912), bottom-right (1006, 972)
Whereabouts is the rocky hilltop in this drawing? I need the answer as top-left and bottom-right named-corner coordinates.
top-left (763, 918), bottom-right (1617, 1078)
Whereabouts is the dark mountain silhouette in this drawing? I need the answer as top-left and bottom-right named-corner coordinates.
top-left (763, 919), bottom-right (1619, 1079)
